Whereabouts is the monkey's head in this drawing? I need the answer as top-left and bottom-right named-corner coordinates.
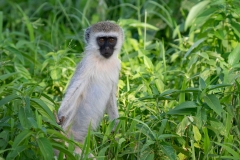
top-left (84, 21), bottom-right (124, 59)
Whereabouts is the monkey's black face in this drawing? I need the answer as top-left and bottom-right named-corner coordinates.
top-left (97, 36), bottom-right (117, 58)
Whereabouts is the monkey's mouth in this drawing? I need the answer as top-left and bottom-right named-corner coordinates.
top-left (100, 50), bottom-right (114, 58)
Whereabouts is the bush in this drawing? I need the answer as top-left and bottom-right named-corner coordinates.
top-left (0, 0), bottom-right (239, 159)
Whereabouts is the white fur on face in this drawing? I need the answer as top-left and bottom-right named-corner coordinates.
top-left (85, 31), bottom-right (123, 58)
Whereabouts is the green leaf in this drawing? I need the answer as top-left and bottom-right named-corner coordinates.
top-left (194, 7), bottom-right (218, 29)
top-left (19, 107), bottom-right (32, 129)
top-left (128, 117), bottom-right (156, 140)
top-left (12, 130), bottom-right (33, 147)
top-left (210, 120), bottom-right (227, 136)
top-left (6, 145), bottom-right (27, 160)
top-left (31, 98), bottom-right (55, 122)
top-left (176, 116), bottom-right (191, 136)
top-left (192, 125), bottom-right (201, 142)
top-left (145, 153), bottom-right (154, 160)
top-left (214, 29), bottom-right (225, 40)
top-left (203, 95), bottom-right (223, 116)
top-left (159, 119), bottom-right (168, 134)
top-left (214, 142), bottom-right (240, 158)
top-left (141, 140), bottom-right (155, 153)
top-left (160, 89), bottom-right (179, 97)
top-left (144, 56), bottom-right (153, 70)
top-left (228, 43), bottom-right (240, 66)
top-left (4, 46), bottom-right (37, 64)
top-left (19, 96), bottom-right (33, 129)
top-left (184, 88), bottom-right (201, 92)
top-left (199, 77), bottom-right (206, 90)
top-left (167, 101), bottom-right (198, 115)
top-left (37, 137), bottom-right (54, 160)
top-left (185, 0), bottom-right (210, 30)
top-left (0, 130), bottom-right (9, 149)
top-left (120, 19), bottom-right (159, 30)
top-left (98, 145), bottom-right (109, 158)
top-left (15, 63), bottom-right (31, 80)
top-left (208, 84), bottom-right (232, 91)
top-left (155, 78), bottom-right (164, 93)
top-left (0, 94), bottom-right (19, 107)
top-left (231, 21), bottom-right (240, 39)
top-left (211, 156), bottom-right (240, 160)
top-left (102, 120), bottom-right (116, 143)
top-left (183, 38), bottom-right (206, 60)
top-left (0, 149), bottom-right (11, 154)
top-left (50, 67), bottom-right (61, 80)
top-left (203, 127), bottom-right (210, 154)
top-left (0, 11), bottom-right (2, 40)
top-left (27, 117), bottom-right (38, 129)
top-left (52, 142), bottom-right (77, 160)
top-left (0, 72), bottom-right (18, 81)
top-left (161, 143), bottom-right (177, 160)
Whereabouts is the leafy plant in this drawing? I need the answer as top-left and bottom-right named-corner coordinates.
top-left (0, 0), bottom-right (239, 160)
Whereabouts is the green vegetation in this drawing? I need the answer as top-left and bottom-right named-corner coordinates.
top-left (0, 0), bottom-right (240, 159)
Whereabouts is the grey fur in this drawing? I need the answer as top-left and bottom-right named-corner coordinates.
top-left (84, 21), bottom-right (123, 44)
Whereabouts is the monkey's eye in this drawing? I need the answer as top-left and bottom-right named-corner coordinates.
top-left (97, 38), bottom-right (105, 45)
top-left (108, 37), bottom-right (116, 44)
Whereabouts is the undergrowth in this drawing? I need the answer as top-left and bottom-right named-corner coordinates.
top-left (0, 0), bottom-right (240, 159)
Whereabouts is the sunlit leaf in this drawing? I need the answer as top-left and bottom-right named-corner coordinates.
top-left (210, 120), bottom-right (227, 136)
top-left (228, 43), bottom-right (240, 66)
top-left (15, 63), bottom-right (31, 80)
top-left (31, 98), bottom-right (56, 122)
top-left (183, 38), bottom-right (206, 60)
top-left (185, 0), bottom-right (210, 30)
top-left (176, 116), bottom-right (191, 136)
top-left (144, 56), bottom-right (153, 70)
top-left (193, 125), bottom-right (201, 142)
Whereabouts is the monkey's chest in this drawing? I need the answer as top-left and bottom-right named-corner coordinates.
top-left (88, 81), bottom-right (111, 100)
top-left (74, 79), bottom-right (112, 126)
top-left (81, 77), bottom-right (112, 107)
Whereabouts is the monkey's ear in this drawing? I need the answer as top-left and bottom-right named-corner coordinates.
top-left (84, 27), bottom-right (91, 43)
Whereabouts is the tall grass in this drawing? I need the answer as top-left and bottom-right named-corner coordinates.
top-left (0, 0), bottom-right (240, 159)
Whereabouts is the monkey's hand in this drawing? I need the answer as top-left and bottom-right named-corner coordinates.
top-left (54, 110), bottom-right (65, 125)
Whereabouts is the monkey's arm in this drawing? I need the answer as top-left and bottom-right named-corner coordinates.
top-left (106, 84), bottom-right (119, 133)
top-left (106, 83), bottom-right (119, 120)
top-left (58, 62), bottom-right (87, 127)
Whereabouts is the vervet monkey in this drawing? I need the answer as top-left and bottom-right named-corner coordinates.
top-left (57, 21), bottom-right (123, 154)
